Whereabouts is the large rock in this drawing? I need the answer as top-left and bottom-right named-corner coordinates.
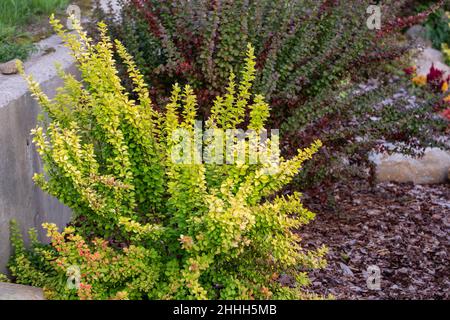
top-left (371, 148), bottom-right (450, 184)
top-left (0, 282), bottom-right (45, 300)
top-left (0, 59), bottom-right (21, 75)
top-left (406, 25), bottom-right (432, 48)
top-left (99, 0), bottom-right (121, 18)
top-left (415, 47), bottom-right (450, 80)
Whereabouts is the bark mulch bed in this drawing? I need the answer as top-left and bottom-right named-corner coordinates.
top-left (300, 180), bottom-right (449, 299)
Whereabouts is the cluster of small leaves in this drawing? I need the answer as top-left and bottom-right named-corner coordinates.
top-left (8, 220), bottom-right (56, 289)
top-left (282, 70), bottom-right (448, 189)
top-left (440, 11), bottom-right (450, 65)
top-left (93, 0), bottom-right (447, 190)
top-left (10, 17), bottom-right (327, 300)
top-left (407, 63), bottom-right (450, 123)
top-left (95, 1), bottom-right (413, 102)
top-left (0, 273), bottom-right (9, 283)
top-left (423, 8), bottom-right (450, 49)
top-left (8, 220), bottom-right (156, 300)
top-left (0, 24), bottom-right (35, 63)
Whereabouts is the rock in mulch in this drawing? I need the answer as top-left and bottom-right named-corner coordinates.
top-left (0, 282), bottom-right (45, 300)
top-left (370, 148), bottom-right (450, 185)
top-left (406, 25), bottom-right (431, 48)
top-left (0, 59), bottom-right (21, 75)
top-left (414, 47), bottom-right (450, 80)
top-left (300, 180), bottom-right (449, 299)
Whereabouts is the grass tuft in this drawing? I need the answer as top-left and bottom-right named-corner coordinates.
top-left (0, 0), bottom-right (69, 63)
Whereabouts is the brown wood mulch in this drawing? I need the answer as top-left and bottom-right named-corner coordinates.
top-left (299, 180), bottom-right (449, 299)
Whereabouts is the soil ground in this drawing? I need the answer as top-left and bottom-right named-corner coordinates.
top-left (301, 180), bottom-right (449, 299)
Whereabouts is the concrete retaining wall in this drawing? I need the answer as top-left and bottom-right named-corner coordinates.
top-left (0, 35), bottom-right (75, 274)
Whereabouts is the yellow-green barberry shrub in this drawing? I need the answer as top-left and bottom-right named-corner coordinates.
top-left (0, 274), bottom-right (9, 283)
top-left (10, 16), bottom-right (326, 300)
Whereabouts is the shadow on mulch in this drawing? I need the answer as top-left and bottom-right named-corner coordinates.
top-left (299, 179), bottom-right (449, 299)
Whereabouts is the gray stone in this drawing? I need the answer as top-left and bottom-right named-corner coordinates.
top-left (406, 25), bottom-right (426, 40)
top-left (99, 0), bottom-right (122, 19)
top-left (0, 282), bottom-right (45, 300)
top-left (371, 148), bottom-right (450, 184)
top-left (339, 262), bottom-right (354, 277)
top-left (406, 25), bottom-right (432, 47)
top-left (415, 47), bottom-right (450, 80)
top-left (0, 34), bottom-right (74, 274)
top-left (420, 47), bottom-right (444, 63)
top-left (0, 59), bottom-right (21, 75)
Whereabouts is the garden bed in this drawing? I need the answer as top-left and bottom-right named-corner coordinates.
top-left (0, 0), bottom-right (449, 301)
top-left (0, 0), bottom-right (92, 64)
top-left (301, 180), bottom-right (449, 299)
